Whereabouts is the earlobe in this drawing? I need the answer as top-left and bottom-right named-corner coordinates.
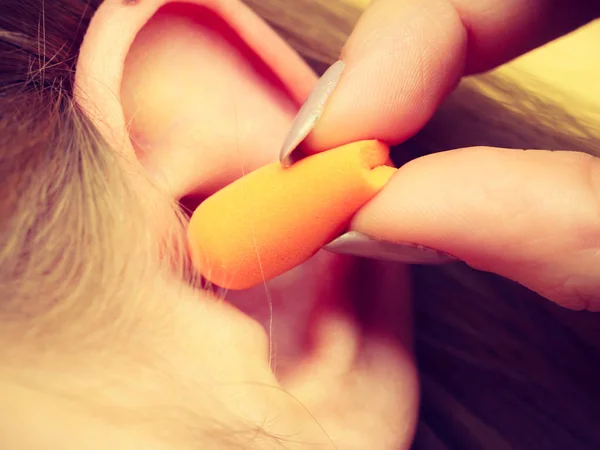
top-left (75, 0), bottom-right (316, 197)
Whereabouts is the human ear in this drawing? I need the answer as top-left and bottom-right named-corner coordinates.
top-left (75, 0), bottom-right (317, 198)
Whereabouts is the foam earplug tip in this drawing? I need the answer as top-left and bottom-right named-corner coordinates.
top-left (187, 140), bottom-right (396, 290)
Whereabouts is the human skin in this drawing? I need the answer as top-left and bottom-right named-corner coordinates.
top-left (1, 1), bottom-right (416, 449)
top-left (2, 0), bottom-right (599, 449)
top-left (309, 0), bottom-right (600, 310)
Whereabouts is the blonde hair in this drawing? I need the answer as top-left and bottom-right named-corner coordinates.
top-left (0, 1), bottom-right (136, 324)
top-left (0, 0), bottom-right (198, 368)
top-left (2, 0), bottom-right (600, 448)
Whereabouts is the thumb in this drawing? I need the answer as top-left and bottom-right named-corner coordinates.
top-left (342, 147), bottom-right (600, 311)
top-left (306, 0), bottom-right (598, 152)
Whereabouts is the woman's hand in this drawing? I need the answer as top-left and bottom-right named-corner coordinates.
top-left (315, 0), bottom-right (600, 310)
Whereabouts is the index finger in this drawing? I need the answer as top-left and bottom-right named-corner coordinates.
top-left (307, 0), bottom-right (599, 152)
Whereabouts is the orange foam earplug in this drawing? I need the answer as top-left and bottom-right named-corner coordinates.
top-left (187, 140), bottom-right (396, 290)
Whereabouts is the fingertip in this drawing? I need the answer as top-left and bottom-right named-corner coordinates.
top-left (307, 0), bottom-right (466, 152)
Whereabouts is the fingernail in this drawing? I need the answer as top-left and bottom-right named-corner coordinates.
top-left (280, 60), bottom-right (345, 167)
top-left (324, 231), bottom-right (458, 264)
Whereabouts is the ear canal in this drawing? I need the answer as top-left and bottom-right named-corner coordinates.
top-left (76, 0), bottom-right (317, 199)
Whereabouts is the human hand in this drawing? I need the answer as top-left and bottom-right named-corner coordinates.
top-left (307, 0), bottom-right (600, 310)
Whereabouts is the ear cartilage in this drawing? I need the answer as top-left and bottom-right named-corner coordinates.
top-left (187, 140), bottom-right (396, 290)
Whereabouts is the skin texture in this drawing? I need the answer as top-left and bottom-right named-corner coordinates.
top-left (2, 0), bottom-right (599, 449)
top-left (3, 1), bottom-right (417, 449)
top-left (303, 0), bottom-right (600, 309)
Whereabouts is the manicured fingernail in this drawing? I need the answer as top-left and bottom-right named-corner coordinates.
top-left (324, 231), bottom-right (458, 264)
top-left (279, 60), bottom-right (345, 167)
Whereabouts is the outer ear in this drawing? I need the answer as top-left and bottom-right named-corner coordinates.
top-left (75, 0), bottom-right (316, 197)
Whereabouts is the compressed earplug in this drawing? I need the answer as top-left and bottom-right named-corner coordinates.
top-left (187, 140), bottom-right (396, 290)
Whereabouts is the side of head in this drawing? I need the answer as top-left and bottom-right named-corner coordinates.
top-left (2, 0), bottom-right (600, 449)
top-left (0, 1), bottom-right (418, 449)
top-left (0, 1), bottom-right (282, 447)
